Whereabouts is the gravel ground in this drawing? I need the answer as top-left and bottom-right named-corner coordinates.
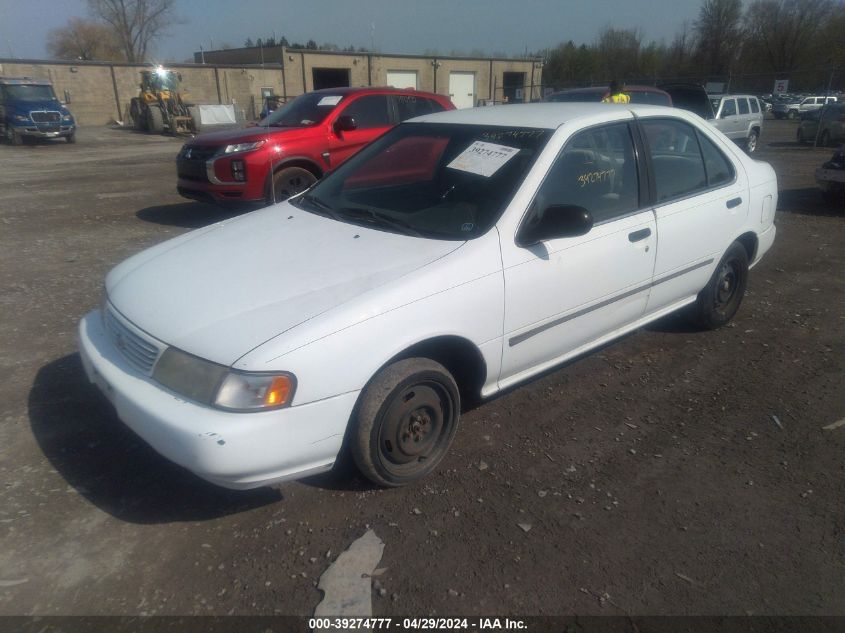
top-left (0, 119), bottom-right (842, 617)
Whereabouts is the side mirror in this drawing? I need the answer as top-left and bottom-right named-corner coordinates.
top-left (517, 205), bottom-right (593, 246)
top-left (334, 115), bottom-right (357, 133)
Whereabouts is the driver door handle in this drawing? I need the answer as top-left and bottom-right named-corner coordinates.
top-left (628, 228), bottom-right (651, 242)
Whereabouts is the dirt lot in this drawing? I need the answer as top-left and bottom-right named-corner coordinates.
top-left (0, 119), bottom-right (843, 618)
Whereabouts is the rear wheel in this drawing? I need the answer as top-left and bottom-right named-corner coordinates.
top-left (745, 129), bottom-right (759, 153)
top-left (269, 166), bottom-right (316, 203)
top-left (687, 242), bottom-right (749, 330)
top-left (351, 358), bottom-right (460, 487)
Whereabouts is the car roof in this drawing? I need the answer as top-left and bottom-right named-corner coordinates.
top-left (309, 86), bottom-right (442, 98)
top-left (412, 102), bottom-right (687, 129)
top-left (0, 77), bottom-right (53, 86)
top-left (548, 85), bottom-right (668, 96)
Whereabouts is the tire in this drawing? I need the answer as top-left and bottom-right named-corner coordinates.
top-left (130, 98), bottom-right (146, 131)
top-left (687, 242), bottom-right (749, 330)
top-left (819, 131), bottom-right (831, 148)
top-left (5, 126), bottom-right (22, 146)
top-left (146, 106), bottom-right (164, 134)
top-left (745, 129), bottom-right (759, 153)
top-left (65, 132), bottom-right (76, 144)
top-left (787, 109), bottom-right (797, 120)
top-left (351, 358), bottom-right (460, 487)
top-left (269, 166), bottom-right (317, 203)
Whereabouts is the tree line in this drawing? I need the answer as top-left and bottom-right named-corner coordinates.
top-left (45, 0), bottom-right (844, 94)
top-left (541, 0), bottom-right (845, 93)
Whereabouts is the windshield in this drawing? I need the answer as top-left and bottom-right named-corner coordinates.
top-left (4, 84), bottom-right (57, 102)
top-left (291, 122), bottom-right (553, 240)
top-left (259, 92), bottom-right (345, 127)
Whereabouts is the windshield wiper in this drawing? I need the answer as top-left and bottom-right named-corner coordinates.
top-left (296, 193), bottom-right (339, 219)
top-left (337, 207), bottom-right (424, 237)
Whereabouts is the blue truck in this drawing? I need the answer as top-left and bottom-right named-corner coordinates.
top-left (0, 77), bottom-right (76, 145)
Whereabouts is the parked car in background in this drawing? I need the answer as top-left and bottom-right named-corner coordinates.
top-left (80, 102), bottom-right (777, 490)
top-left (544, 85), bottom-right (672, 106)
top-left (797, 103), bottom-right (845, 146)
top-left (709, 94), bottom-right (765, 153)
top-left (659, 83), bottom-right (716, 120)
top-left (774, 95), bottom-right (837, 120)
top-left (0, 77), bottom-right (76, 145)
top-left (816, 145), bottom-right (845, 203)
top-left (177, 87), bottom-right (454, 205)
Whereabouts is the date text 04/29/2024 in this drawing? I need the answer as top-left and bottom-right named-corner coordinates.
top-left (309, 617), bottom-right (527, 630)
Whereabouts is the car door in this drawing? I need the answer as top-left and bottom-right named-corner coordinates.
top-left (498, 121), bottom-right (657, 385)
top-left (326, 94), bottom-right (393, 168)
top-left (638, 117), bottom-right (749, 315)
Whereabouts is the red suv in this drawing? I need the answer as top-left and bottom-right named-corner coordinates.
top-left (177, 87), bottom-right (455, 205)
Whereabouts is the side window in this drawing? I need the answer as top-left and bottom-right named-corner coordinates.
top-left (750, 98), bottom-right (760, 113)
top-left (722, 99), bottom-right (737, 117)
top-left (738, 98), bottom-right (749, 115)
top-left (533, 123), bottom-right (639, 225)
top-left (341, 95), bottom-right (390, 129)
top-left (641, 118), bottom-right (708, 203)
top-left (697, 132), bottom-right (735, 187)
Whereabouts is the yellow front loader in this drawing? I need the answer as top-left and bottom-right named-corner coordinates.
top-left (128, 67), bottom-right (195, 134)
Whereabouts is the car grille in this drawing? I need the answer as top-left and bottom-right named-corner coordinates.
top-left (103, 305), bottom-right (163, 375)
top-left (30, 111), bottom-right (61, 123)
top-left (177, 146), bottom-right (217, 182)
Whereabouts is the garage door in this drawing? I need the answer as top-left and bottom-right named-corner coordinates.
top-left (386, 70), bottom-right (418, 90)
top-left (449, 72), bottom-right (475, 109)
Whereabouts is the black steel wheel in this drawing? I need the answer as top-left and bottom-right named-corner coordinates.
top-left (351, 358), bottom-right (460, 487)
top-left (5, 126), bottom-right (22, 146)
top-left (687, 241), bottom-right (749, 330)
top-left (270, 166), bottom-right (317, 203)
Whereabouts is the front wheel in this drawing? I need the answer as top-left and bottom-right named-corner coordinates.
top-left (745, 130), bottom-right (759, 153)
top-left (787, 110), bottom-right (797, 120)
top-left (687, 242), bottom-right (749, 330)
top-left (65, 132), bottom-right (76, 144)
top-left (351, 358), bottom-right (460, 487)
top-left (269, 166), bottom-right (316, 203)
top-left (5, 126), bottom-right (22, 145)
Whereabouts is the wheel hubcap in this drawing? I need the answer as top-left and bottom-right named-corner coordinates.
top-left (715, 261), bottom-right (738, 310)
top-left (378, 382), bottom-right (453, 473)
top-left (275, 173), bottom-right (313, 199)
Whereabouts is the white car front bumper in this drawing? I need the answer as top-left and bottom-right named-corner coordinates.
top-left (78, 310), bottom-right (357, 489)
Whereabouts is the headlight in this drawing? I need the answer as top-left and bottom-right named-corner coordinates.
top-left (62, 114), bottom-right (73, 122)
top-left (223, 140), bottom-right (265, 154)
top-left (152, 347), bottom-right (295, 411)
top-left (13, 114), bottom-right (30, 122)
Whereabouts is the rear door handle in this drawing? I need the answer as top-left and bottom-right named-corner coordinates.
top-left (726, 197), bottom-right (742, 209)
top-left (628, 228), bottom-right (651, 242)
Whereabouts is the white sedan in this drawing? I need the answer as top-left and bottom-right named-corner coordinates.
top-left (79, 103), bottom-right (777, 489)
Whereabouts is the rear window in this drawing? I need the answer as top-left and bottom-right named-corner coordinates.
top-left (629, 91), bottom-right (671, 106)
top-left (738, 98), bottom-right (749, 115)
top-left (750, 98), bottom-right (760, 113)
top-left (546, 89), bottom-right (605, 102)
top-left (395, 95), bottom-right (445, 121)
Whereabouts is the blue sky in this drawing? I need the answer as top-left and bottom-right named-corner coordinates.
top-left (1, 0), bottom-right (703, 61)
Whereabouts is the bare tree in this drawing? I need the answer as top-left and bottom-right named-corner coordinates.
top-left (743, 0), bottom-right (837, 73)
top-left (87, 0), bottom-right (178, 62)
top-left (694, 0), bottom-right (744, 75)
top-left (596, 27), bottom-right (642, 81)
top-left (47, 17), bottom-right (123, 61)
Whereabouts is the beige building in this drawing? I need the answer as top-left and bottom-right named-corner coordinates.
top-left (196, 46), bottom-right (543, 108)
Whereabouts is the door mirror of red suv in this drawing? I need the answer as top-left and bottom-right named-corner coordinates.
top-left (335, 115), bottom-right (358, 133)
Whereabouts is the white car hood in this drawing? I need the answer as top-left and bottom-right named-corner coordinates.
top-left (107, 203), bottom-right (462, 366)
